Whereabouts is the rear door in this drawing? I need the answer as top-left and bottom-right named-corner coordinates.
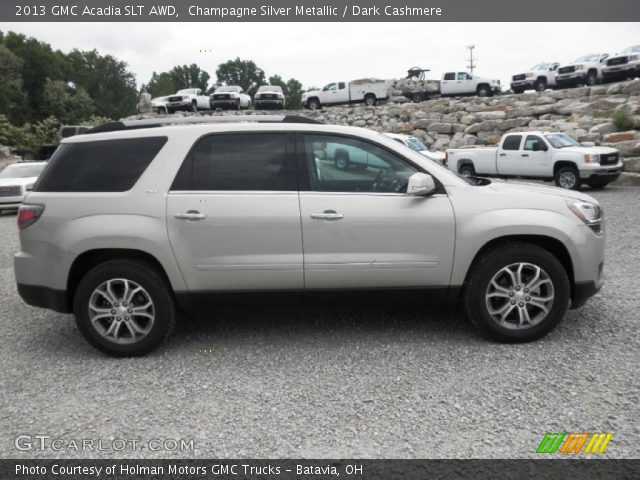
top-left (496, 134), bottom-right (524, 175)
top-left (166, 132), bottom-right (303, 291)
top-left (440, 72), bottom-right (457, 95)
top-left (297, 133), bottom-right (456, 290)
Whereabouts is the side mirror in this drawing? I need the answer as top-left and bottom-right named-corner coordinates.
top-left (533, 143), bottom-right (548, 152)
top-left (407, 172), bottom-right (437, 196)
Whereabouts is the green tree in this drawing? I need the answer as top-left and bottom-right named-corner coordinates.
top-left (216, 58), bottom-right (265, 96)
top-left (0, 45), bottom-right (27, 123)
top-left (42, 79), bottom-right (94, 124)
top-left (267, 74), bottom-right (303, 109)
top-left (146, 64), bottom-right (211, 97)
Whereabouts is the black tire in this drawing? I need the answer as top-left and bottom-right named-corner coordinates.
top-left (22, 151), bottom-right (35, 161)
top-left (190, 101), bottom-right (198, 112)
top-left (73, 259), bottom-right (176, 357)
top-left (235, 100), bottom-right (240, 111)
top-left (588, 179), bottom-right (609, 190)
top-left (307, 98), bottom-right (320, 110)
top-left (554, 165), bottom-right (581, 190)
top-left (511, 87), bottom-right (524, 94)
top-left (464, 242), bottom-right (570, 342)
top-left (459, 164), bottom-right (475, 178)
top-left (167, 107), bottom-right (174, 114)
top-left (534, 78), bottom-right (547, 92)
top-left (477, 85), bottom-right (490, 97)
top-left (364, 94), bottom-right (377, 106)
top-left (334, 150), bottom-right (350, 170)
top-left (411, 92), bottom-right (425, 102)
top-left (586, 71), bottom-right (598, 86)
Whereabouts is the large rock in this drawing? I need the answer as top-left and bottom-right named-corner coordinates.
top-left (602, 131), bottom-right (639, 143)
top-left (427, 123), bottom-right (453, 134)
top-left (623, 157), bottom-right (640, 173)
top-left (0, 145), bottom-right (11, 161)
top-left (613, 172), bottom-right (640, 186)
top-left (589, 123), bottom-right (616, 134)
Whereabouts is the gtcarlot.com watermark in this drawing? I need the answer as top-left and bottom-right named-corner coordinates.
top-left (15, 434), bottom-right (195, 452)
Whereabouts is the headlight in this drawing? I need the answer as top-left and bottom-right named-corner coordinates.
top-left (526, 72), bottom-right (535, 78)
top-left (584, 153), bottom-right (600, 163)
top-left (567, 199), bottom-right (603, 233)
top-left (575, 64), bottom-right (585, 71)
top-left (630, 54), bottom-right (640, 61)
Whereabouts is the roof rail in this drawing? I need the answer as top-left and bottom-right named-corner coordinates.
top-left (85, 114), bottom-right (323, 134)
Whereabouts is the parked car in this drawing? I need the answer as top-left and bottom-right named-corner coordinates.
top-left (254, 85), bottom-right (286, 110)
top-left (302, 79), bottom-right (390, 109)
top-left (0, 161), bottom-right (47, 213)
top-left (15, 115), bottom-right (606, 355)
top-left (165, 88), bottom-right (210, 113)
top-left (555, 53), bottom-right (609, 87)
top-left (602, 45), bottom-right (640, 82)
top-left (210, 86), bottom-right (252, 110)
top-left (510, 62), bottom-right (560, 93)
top-left (445, 131), bottom-right (622, 190)
top-left (383, 133), bottom-right (446, 163)
top-left (12, 125), bottom-right (89, 161)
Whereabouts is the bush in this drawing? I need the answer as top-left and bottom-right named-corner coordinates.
top-left (612, 110), bottom-right (635, 132)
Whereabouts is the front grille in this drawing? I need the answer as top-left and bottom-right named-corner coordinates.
top-left (607, 56), bottom-right (629, 66)
top-left (512, 74), bottom-right (526, 81)
top-left (168, 96), bottom-right (183, 102)
top-left (213, 94), bottom-right (230, 100)
top-left (0, 185), bottom-right (21, 197)
top-left (558, 66), bottom-right (576, 74)
top-left (599, 153), bottom-right (619, 166)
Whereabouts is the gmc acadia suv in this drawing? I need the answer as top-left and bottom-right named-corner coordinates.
top-left (14, 115), bottom-right (606, 356)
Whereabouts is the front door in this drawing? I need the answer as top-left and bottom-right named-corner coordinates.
top-left (167, 132), bottom-right (303, 291)
top-left (520, 135), bottom-right (551, 176)
top-left (297, 134), bottom-right (456, 290)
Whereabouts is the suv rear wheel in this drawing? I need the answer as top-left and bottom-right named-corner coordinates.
top-left (73, 259), bottom-right (176, 357)
top-left (464, 243), bottom-right (570, 342)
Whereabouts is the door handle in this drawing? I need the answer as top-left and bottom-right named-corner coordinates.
top-left (499, 153), bottom-right (507, 157)
top-left (174, 211), bottom-right (206, 220)
top-left (311, 210), bottom-right (344, 221)
top-left (521, 154), bottom-right (529, 157)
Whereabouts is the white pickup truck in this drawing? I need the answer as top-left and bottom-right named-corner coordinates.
top-left (165, 88), bottom-right (211, 113)
top-left (445, 132), bottom-right (622, 190)
top-left (555, 53), bottom-right (609, 88)
top-left (302, 79), bottom-right (390, 110)
top-left (409, 71), bottom-right (501, 101)
top-left (510, 62), bottom-right (560, 93)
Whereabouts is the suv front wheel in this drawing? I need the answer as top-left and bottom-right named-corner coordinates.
top-left (73, 259), bottom-right (176, 357)
top-left (464, 243), bottom-right (570, 342)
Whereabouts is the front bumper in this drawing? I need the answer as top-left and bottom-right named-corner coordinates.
top-left (166, 101), bottom-right (192, 111)
top-left (510, 79), bottom-right (535, 90)
top-left (555, 72), bottom-right (587, 85)
top-left (211, 99), bottom-right (239, 109)
top-left (602, 63), bottom-right (639, 79)
top-left (579, 162), bottom-right (623, 181)
top-left (0, 194), bottom-right (25, 209)
top-left (255, 99), bottom-right (284, 109)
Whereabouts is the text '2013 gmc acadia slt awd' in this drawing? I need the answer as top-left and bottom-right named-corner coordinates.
top-left (15, 116), bottom-right (606, 356)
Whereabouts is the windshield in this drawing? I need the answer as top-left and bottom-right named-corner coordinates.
top-left (530, 63), bottom-right (549, 70)
top-left (622, 45), bottom-right (640, 54)
top-left (176, 89), bottom-right (196, 94)
top-left (574, 54), bottom-right (599, 63)
top-left (545, 133), bottom-right (581, 148)
top-left (0, 163), bottom-right (45, 179)
top-left (405, 137), bottom-right (428, 152)
top-left (217, 86), bottom-right (239, 92)
top-left (258, 85), bottom-right (283, 93)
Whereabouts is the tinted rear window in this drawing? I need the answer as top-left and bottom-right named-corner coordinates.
top-left (35, 137), bottom-right (167, 192)
top-left (502, 135), bottom-right (522, 151)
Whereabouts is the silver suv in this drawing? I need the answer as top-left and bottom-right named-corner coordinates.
top-left (14, 115), bottom-right (606, 356)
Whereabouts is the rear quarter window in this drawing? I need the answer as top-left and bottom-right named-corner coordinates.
top-left (34, 137), bottom-right (167, 192)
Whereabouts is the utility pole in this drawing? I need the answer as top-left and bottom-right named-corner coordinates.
top-left (466, 45), bottom-right (476, 74)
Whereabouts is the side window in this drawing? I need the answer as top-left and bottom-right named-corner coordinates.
top-left (524, 135), bottom-right (545, 151)
top-left (35, 137), bottom-right (167, 192)
top-left (303, 134), bottom-right (417, 193)
top-left (600, 54), bottom-right (609, 63)
top-left (338, 82), bottom-right (346, 90)
top-left (325, 83), bottom-right (337, 91)
top-left (457, 72), bottom-right (470, 80)
top-left (550, 63), bottom-right (559, 71)
top-left (171, 133), bottom-right (289, 191)
top-left (502, 135), bottom-right (523, 151)
top-left (443, 72), bottom-right (455, 81)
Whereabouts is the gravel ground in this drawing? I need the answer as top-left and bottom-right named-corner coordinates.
top-left (0, 185), bottom-right (638, 459)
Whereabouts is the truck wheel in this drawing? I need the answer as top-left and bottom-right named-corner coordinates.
top-left (307, 98), bottom-right (320, 110)
top-left (554, 166), bottom-right (580, 190)
top-left (477, 85), bottom-right (490, 97)
top-left (364, 94), bottom-right (377, 106)
top-left (459, 164), bottom-right (475, 177)
top-left (191, 101), bottom-right (198, 112)
top-left (73, 259), bottom-right (176, 357)
top-left (334, 150), bottom-right (350, 170)
top-left (534, 78), bottom-right (547, 92)
top-left (22, 151), bottom-right (35, 161)
top-left (586, 71), bottom-right (598, 86)
top-left (464, 242), bottom-right (570, 342)
top-left (511, 87), bottom-right (524, 94)
top-left (235, 100), bottom-right (240, 110)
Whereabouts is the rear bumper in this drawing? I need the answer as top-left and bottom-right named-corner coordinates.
top-left (17, 283), bottom-right (70, 313)
top-left (572, 280), bottom-right (602, 309)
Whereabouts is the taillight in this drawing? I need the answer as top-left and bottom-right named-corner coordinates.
top-left (17, 204), bottom-right (44, 230)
